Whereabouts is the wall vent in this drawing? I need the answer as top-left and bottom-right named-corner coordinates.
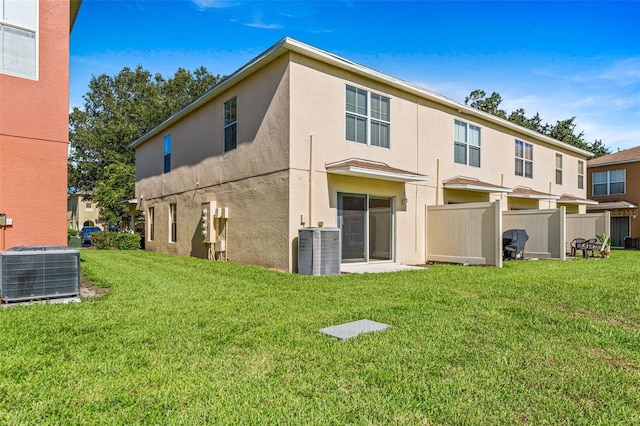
top-left (0, 246), bottom-right (80, 303)
top-left (298, 227), bottom-right (340, 275)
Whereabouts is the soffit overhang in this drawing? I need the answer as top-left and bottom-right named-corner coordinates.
top-left (508, 186), bottom-right (559, 200)
top-left (443, 177), bottom-right (512, 193)
top-left (325, 159), bottom-right (428, 183)
top-left (586, 200), bottom-right (638, 210)
top-left (557, 194), bottom-right (599, 205)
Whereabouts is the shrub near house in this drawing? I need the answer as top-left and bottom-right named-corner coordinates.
top-left (91, 232), bottom-right (140, 250)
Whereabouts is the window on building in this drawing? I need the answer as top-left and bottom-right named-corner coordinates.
top-left (163, 134), bottom-right (171, 173)
top-left (454, 120), bottom-right (481, 167)
top-left (148, 207), bottom-right (154, 241)
top-left (169, 203), bottom-right (177, 243)
top-left (578, 160), bottom-right (584, 189)
top-left (555, 154), bottom-right (563, 185)
top-left (224, 97), bottom-right (237, 152)
top-left (346, 85), bottom-right (390, 148)
top-left (515, 140), bottom-right (533, 178)
top-left (0, 0), bottom-right (37, 79)
top-left (85, 202), bottom-right (92, 210)
top-left (593, 169), bottom-right (625, 196)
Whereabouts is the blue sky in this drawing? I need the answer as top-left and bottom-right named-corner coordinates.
top-left (70, 0), bottom-right (640, 152)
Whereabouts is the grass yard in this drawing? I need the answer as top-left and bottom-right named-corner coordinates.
top-left (0, 250), bottom-right (639, 424)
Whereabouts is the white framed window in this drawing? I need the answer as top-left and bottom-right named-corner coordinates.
top-left (593, 169), bottom-right (625, 196)
top-left (346, 85), bottom-right (390, 148)
top-left (454, 120), bottom-right (481, 167)
top-left (1, 0), bottom-right (38, 79)
top-left (163, 134), bottom-right (171, 173)
top-left (555, 154), bottom-right (563, 185)
top-left (169, 203), bottom-right (177, 243)
top-left (578, 160), bottom-right (584, 189)
top-left (224, 97), bottom-right (237, 152)
top-left (148, 207), bottom-right (154, 242)
top-left (515, 140), bottom-right (533, 178)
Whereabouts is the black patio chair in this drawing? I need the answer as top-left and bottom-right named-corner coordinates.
top-left (570, 238), bottom-right (587, 257)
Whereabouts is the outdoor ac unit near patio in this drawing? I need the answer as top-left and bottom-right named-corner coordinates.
top-left (0, 246), bottom-right (80, 303)
top-left (298, 227), bottom-right (340, 276)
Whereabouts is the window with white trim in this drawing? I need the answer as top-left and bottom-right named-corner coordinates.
top-left (592, 169), bottom-right (625, 196)
top-left (148, 207), bottom-right (155, 242)
top-left (515, 140), bottom-right (533, 178)
top-left (1, 0), bottom-right (37, 79)
top-left (555, 154), bottom-right (563, 185)
top-left (454, 120), bottom-right (481, 167)
top-left (224, 97), bottom-right (237, 152)
top-left (169, 203), bottom-right (177, 243)
top-left (578, 160), bottom-right (584, 189)
top-left (163, 134), bottom-right (171, 173)
top-left (345, 85), bottom-right (390, 148)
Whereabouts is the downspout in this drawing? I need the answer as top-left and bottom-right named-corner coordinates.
top-left (415, 97), bottom-right (419, 252)
top-left (308, 134), bottom-right (314, 227)
top-left (435, 158), bottom-right (440, 205)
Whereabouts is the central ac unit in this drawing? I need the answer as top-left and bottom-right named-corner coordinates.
top-left (0, 246), bottom-right (80, 303)
top-left (298, 227), bottom-right (340, 275)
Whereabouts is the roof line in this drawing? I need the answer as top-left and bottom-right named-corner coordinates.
top-left (129, 37), bottom-right (593, 157)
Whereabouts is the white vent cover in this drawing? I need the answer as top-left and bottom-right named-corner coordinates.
top-left (0, 246), bottom-right (80, 303)
top-left (298, 227), bottom-right (340, 275)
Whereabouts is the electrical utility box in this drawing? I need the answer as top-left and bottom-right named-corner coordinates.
top-left (0, 246), bottom-right (80, 303)
top-left (201, 202), bottom-right (216, 244)
top-left (298, 227), bottom-right (340, 275)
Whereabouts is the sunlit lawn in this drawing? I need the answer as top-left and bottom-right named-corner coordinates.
top-left (0, 249), bottom-right (638, 424)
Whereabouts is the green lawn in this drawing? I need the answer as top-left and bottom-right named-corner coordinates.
top-left (1, 250), bottom-right (638, 424)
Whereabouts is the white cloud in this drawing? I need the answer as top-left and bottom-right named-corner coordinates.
top-left (598, 57), bottom-right (640, 86)
top-left (243, 13), bottom-right (282, 29)
top-left (191, 0), bottom-right (238, 9)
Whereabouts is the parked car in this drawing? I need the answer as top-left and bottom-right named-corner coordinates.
top-left (80, 226), bottom-right (102, 244)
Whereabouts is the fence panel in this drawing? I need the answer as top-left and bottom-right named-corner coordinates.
top-left (426, 201), bottom-right (502, 267)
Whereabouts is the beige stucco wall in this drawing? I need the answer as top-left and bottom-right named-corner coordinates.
top-left (135, 45), bottom-right (592, 271)
top-left (286, 52), bottom-right (588, 269)
top-left (136, 55), bottom-right (292, 269)
top-left (67, 194), bottom-right (100, 230)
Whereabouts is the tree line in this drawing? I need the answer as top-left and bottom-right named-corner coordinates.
top-left (464, 90), bottom-right (610, 158)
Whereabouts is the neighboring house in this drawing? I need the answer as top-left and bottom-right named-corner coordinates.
top-left (67, 193), bottom-right (101, 231)
top-left (131, 38), bottom-right (593, 272)
top-left (587, 146), bottom-right (640, 248)
top-left (0, 0), bottom-right (81, 250)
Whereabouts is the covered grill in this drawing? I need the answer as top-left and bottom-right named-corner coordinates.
top-left (502, 229), bottom-right (529, 260)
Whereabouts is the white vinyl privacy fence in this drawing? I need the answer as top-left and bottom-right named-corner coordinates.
top-left (566, 212), bottom-right (611, 253)
top-left (503, 208), bottom-right (566, 260)
top-left (426, 201), bottom-right (502, 267)
top-left (425, 202), bottom-right (610, 267)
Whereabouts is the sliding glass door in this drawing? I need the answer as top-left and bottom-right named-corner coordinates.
top-left (339, 193), bottom-right (393, 263)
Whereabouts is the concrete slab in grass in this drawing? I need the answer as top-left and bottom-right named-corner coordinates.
top-left (320, 319), bottom-right (390, 340)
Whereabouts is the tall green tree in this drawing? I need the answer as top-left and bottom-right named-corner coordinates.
top-left (464, 89), bottom-right (611, 158)
top-left (69, 65), bottom-right (223, 226)
top-left (464, 90), bottom-right (507, 119)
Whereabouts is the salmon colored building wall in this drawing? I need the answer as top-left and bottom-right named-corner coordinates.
top-left (0, 0), bottom-right (72, 250)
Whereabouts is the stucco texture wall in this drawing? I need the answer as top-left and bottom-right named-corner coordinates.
top-left (136, 55), bottom-right (292, 269)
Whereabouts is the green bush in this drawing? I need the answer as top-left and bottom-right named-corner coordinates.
top-left (67, 229), bottom-right (79, 237)
top-left (91, 232), bottom-right (140, 250)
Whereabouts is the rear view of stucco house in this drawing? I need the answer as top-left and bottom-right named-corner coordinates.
top-left (587, 146), bottom-right (640, 248)
top-left (131, 38), bottom-right (593, 272)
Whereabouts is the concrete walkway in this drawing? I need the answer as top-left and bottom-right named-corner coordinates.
top-left (340, 263), bottom-right (426, 274)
